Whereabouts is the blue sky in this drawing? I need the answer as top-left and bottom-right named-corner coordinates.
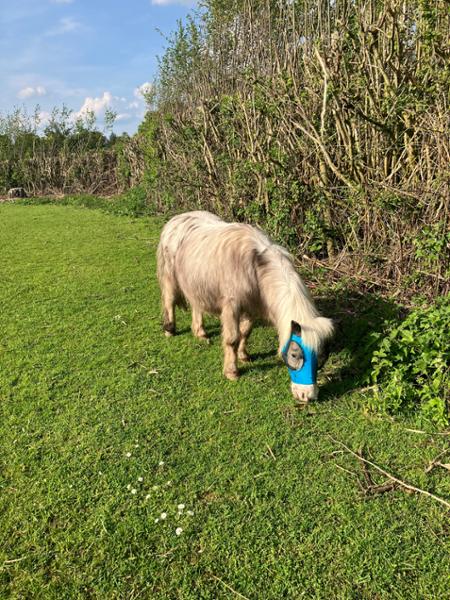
top-left (0, 0), bottom-right (198, 134)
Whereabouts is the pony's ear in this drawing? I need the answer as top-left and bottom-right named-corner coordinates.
top-left (291, 320), bottom-right (302, 335)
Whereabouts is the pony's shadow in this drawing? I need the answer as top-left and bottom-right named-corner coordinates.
top-left (315, 290), bottom-right (404, 402)
top-left (249, 349), bottom-right (277, 361)
top-left (173, 291), bottom-right (402, 395)
top-left (173, 325), bottom-right (222, 340)
top-left (175, 319), bottom-right (279, 374)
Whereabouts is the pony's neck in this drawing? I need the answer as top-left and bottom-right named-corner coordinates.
top-left (257, 247), bottom-right (324, 352)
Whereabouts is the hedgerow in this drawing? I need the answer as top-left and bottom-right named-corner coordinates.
top-left (369, 296), bottom-right (450, 427)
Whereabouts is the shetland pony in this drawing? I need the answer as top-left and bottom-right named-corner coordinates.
top-left (157, 211), bottom-right (334, 402)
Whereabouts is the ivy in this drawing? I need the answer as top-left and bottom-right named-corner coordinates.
top-left (369, 296), bottom-right (450, 427)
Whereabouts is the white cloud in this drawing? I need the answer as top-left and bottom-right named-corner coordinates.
top-left (38, 110), bottom-right (51, 127)
top-left (74, 92), bottom-right (140, 124)
top-left (76, 91), bottom-right (114, 118)
top-left (46, 17), bottom-right (82, 36)
top-left (18, 85), bottom-right (47, 99)
top-left (134, 82), bottom-right (153, 99)
top-left (116, 113), bottom-right (131, 122)
top-left (58, 85), bottom-right (150, 132)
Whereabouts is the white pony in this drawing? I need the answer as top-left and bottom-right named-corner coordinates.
top-left (157, 211), bottom-right (334, 402)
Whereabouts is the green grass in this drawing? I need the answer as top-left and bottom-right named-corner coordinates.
top-left (1, 203), bottom-right (449, 599)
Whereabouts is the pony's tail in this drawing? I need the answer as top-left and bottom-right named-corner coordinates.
top-left (156, 239), bottom-right (186, 309)
top-left (156, 240), bottom-right (166, 287)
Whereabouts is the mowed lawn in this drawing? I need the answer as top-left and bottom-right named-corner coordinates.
top-left (0, 204), bottom-right (449, 599)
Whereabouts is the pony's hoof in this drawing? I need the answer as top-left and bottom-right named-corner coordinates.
top-left (163, 323), bottom-right (176, 337)
top-left (238, 353), bottom-right (251, 363)
top-left (224, 370), bottom-right (239, 381)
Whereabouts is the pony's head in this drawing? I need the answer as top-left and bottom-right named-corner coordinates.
top-left (282, 319), bottom-right (331, 403)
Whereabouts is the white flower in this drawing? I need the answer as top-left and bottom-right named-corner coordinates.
top-left (126, 452), bottom-right (132, 458)
top-left (154, 518), bottom-right (159, 523)
top-left (177, 504), bottom-right (185, 511)
top-left (187, 510), bottom-right (194, 516)
top-left (138, 477), bottom-right (143, 482)
top-left (175, 527), bottom-right (183, 536)
top-left (160, 512), bottom-right (167, 520)
top-left (152, 485), bottom-right (159, 491)
top-left (158, 461), bottom-right (164, 466)
top-left (131, 488), bottom-right (137, 495)
top-left (127, 484), bottom-right (131, 490)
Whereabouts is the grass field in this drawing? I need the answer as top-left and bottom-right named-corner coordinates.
top-left (1, 204), bottom-right (449, 599)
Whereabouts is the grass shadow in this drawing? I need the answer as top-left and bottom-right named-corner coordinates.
top-left (315, 291), bottom-right (404, 401)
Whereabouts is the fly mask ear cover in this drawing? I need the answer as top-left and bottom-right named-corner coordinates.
top-left (282, 334), bottom-right (318, 385)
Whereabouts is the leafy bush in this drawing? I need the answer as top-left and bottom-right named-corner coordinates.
top-left (16, 188), bottom-right (154, 218)
top-left (369, 296), bottom-right (450, 427)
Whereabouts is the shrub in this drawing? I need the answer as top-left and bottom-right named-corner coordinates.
top-left (16, 188), bottom-right (154, 219)
top-left (369, 296), bottom-right (450, 427)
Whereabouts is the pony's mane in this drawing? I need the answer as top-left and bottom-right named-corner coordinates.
top-left (256, 243), bottom-right (334, 352)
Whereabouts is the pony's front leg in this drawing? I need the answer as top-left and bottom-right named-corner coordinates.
top-left (238, 316), bottom-right (253, 362)
top-left (191, 306), bottom-right (208, 341)
top-left (221, 303), bottom-right (240, 380)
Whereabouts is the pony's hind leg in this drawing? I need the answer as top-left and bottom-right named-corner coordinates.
top-left (161, 277), bottom-right (177, 337)
top-left (191, 306), bottom-right (208, 341)
top-left (238, 316), bottom-right (253, 362)
top-left (221, 303), bottom-right (240, 380)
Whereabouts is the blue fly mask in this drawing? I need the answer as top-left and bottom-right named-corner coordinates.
top-left (282, 322), bottom-right (318, 386)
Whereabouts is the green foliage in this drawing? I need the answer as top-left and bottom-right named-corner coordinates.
top-left (157, 16), bottom-right (205, 109)
top-left (16, 188), bottom-right (154, 218)
top-left (137, 112), bottom-right (160, 189)
top-left (413, 223), bottom-right (450, 273)
top-left (302, 194), bottom-right (333, 256)
top-left (370, 297), bottom-right (450, 427)
top-left (117, 186), bottom-right (152, 217)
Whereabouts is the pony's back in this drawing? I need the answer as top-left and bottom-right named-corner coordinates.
top-left (158, 211), bottom-right (271, 316)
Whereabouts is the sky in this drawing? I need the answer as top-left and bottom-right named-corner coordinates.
top-left (0, 0), bottom-right (198, 134)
